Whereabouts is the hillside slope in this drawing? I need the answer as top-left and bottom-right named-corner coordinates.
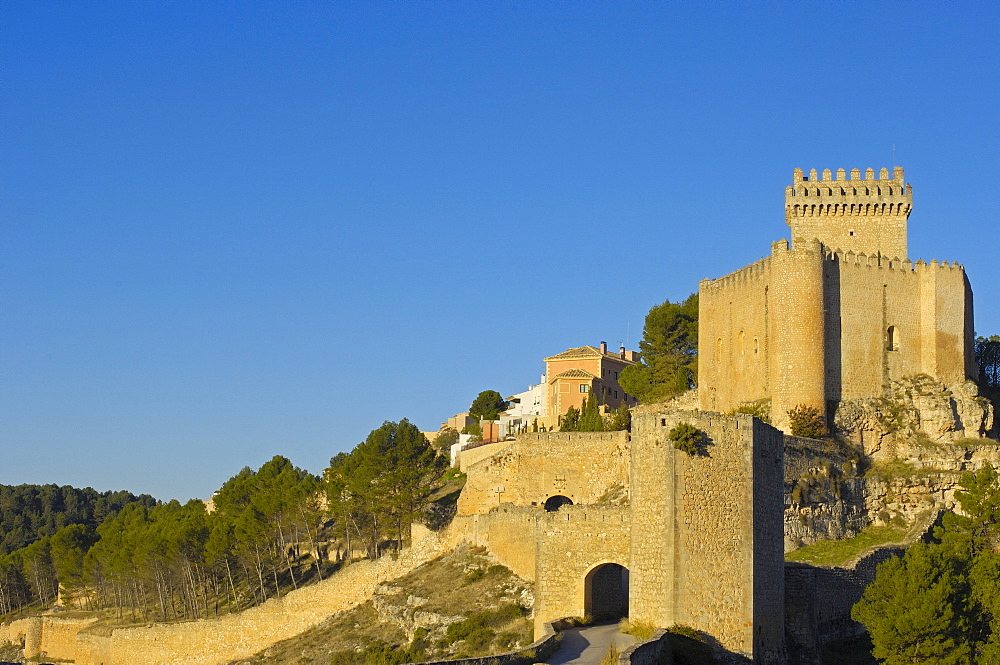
top-left (228, 544), bottom-right (534, 665)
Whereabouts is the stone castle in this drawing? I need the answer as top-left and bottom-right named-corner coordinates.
top-left (0, 168), bottom-right (985, 665)
top-left (451, 166), bottom-right (981, 663)
top-left (698, 167), bottom-right (976, 433)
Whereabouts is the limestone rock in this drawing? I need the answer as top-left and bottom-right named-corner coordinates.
top-left (834, 375), bottom-right (995, 454)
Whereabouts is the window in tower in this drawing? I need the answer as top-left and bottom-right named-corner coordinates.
top-left (887, 326), bottom-right (899, 352)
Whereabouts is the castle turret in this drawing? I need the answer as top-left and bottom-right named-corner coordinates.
top-left (786, 166), bottom-right (911, 259)
top-left (769, 238), bottom-right (826, 432)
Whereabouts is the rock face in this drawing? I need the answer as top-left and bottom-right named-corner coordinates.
top-left (783, 432), bottom-right (1000, 551)
top-left (371, 583), bottom-right (465, 640)
top-left (834, 375), bottom-right (994, 457)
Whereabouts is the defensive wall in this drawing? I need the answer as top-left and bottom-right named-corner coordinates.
top-left (627, 409), bottom-right (785, 663)
top-left (456, 431), bottom-right (629, 515)
top-left (449, 505), bottom-right (539, 581)
top-left (533, 506), bottom-right (631, 633)
top-left (451, 411), bottom-right (786, 663)
top-left (699, 167), bottom-right (974, 432)
top-left (0, 527), bottom-right (450, 665)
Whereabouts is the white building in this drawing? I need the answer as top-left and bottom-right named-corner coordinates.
top-left (499, 375), bottom-right (546, 437)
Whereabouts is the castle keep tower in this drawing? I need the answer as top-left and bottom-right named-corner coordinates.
top-left (699, 167), bottom-right (975, 433)
top-left (786, 166), bottom-right (912, 259)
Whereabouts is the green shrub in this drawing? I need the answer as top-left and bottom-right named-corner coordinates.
top-left (669, 423), bottom-right (703, 455)
top-left (787, 404), bottom-right (828, 439)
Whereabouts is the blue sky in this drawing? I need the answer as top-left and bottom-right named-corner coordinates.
top-left (3, 2), bottom-right (998, 501)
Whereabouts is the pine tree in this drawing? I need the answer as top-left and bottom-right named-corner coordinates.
top-left (619, 294), bottom-right (698, 403)
top-left (852, 543), bottom-right (971, 665)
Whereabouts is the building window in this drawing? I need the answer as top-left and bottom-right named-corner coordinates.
top-left (614, 371), bottom-right (618, 379)
top-left (887, 326), bottom-right (899, 351)
top-left (614, 390), bottom-right (619, 399)
top-left (738, 330), bottom-right (745, 357)
top-left (754, 337), bottom-right (759, 354)
top-left (579, 385), bottom-right (590, 393)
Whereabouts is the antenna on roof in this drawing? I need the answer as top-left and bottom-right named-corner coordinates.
top-left (626, 321), bottom-right (630, 349)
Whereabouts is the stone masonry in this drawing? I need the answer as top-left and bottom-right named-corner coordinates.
top-left (454, 412), bottom-right (786, 664)
top-left (698, 167), bottom-right (976, 433)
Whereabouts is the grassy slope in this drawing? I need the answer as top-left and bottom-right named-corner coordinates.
top-left (784, 524), bottom-right (909, 568)
top-left (228, 544), bottom-right (533, 665)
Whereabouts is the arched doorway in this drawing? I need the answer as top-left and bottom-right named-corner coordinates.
top-left (544, 495), bottom-right (573, 512)
top-left (584, 563), bottom-right (629, 620)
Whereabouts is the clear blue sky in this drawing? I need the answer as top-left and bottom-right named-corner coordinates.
top-left (3, 2), bottom-right (998, 501)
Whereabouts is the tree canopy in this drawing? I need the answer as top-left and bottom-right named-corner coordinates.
top-left (0, 484), bottom-right (157, 556)
top-left (619, 293), bottom-right (698, 403)
top-left (327, 419), bottom-right (446, 559)
top-left (976, 335), bottom-right (1000, 388)
top-left (853, 464), bottom-right (1000, 663)
top-left (469, 390), bottom-right (508, 421)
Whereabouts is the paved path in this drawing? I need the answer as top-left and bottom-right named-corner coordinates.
top-left (546, 621), bottom-right (637, 665)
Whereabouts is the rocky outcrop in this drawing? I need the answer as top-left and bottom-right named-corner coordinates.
top-left (372, 584), bottom-right (465, 640)
top-left (783, 431), bottom-right (1000, 551)
top-left (834, 375), bottom-right (994, 457)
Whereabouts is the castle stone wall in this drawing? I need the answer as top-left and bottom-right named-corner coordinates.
top-left (457, 432), bottom-right (629, 516)
top-left (448, 507), bottom-right (539, 581)
top-left (532, 506), bottom-right (630, 635)
top-left (699, 168), bottom-right (974, 433)
top-left (629, 410), bottom-right (785, 663)
top-left (697, 256), bottom-right (772, 416)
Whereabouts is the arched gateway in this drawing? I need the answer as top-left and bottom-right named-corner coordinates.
top-left (584, 563), bottom-right (629, 620)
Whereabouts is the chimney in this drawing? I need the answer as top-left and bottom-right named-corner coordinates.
top-left (619, 345), bottom-right (626, 359)
top-left (600, 341), bottom-right (607, 355)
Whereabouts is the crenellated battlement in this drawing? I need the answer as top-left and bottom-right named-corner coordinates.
top-left (785, 167), bottom-right (911, 259)
top-left (793, 166), bottom-right (904, 184)
top-left (786, 167), bottom-right (912, 204)
top-left (823, 248), bottom-right (965, 273)
top-left (700, 254), bottom-right (771, 290)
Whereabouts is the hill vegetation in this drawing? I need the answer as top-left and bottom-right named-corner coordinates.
top-left (0, 484), bottom-right (157, 556)
top-left (853, 463), bottom-right (1000, 663)
top-left (228, 545), bottom-right (533, 665)
top-left (0, 419), bottom-right (449, 625)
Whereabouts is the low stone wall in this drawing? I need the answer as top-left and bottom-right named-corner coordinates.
top-left (0, 527), bottom-right (450, 665)
top-left (619, 629), bottom-right (669, 665)
top-left (406, 619), bottom-right (569, 665)
top-left (459, 440), bottom-right (515, 472)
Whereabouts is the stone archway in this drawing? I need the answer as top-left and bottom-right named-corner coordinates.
top-left (584, 563), bottom-right (629, 620)
top-left (544, 495), bottom-right (573, 512)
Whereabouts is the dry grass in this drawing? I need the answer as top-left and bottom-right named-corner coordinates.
top-left (228, 544), bottom-right (533, 665)
top-left (618, 617), bottom-right (656, 641)
top-left (599, 643), bottom-right (621, 665)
